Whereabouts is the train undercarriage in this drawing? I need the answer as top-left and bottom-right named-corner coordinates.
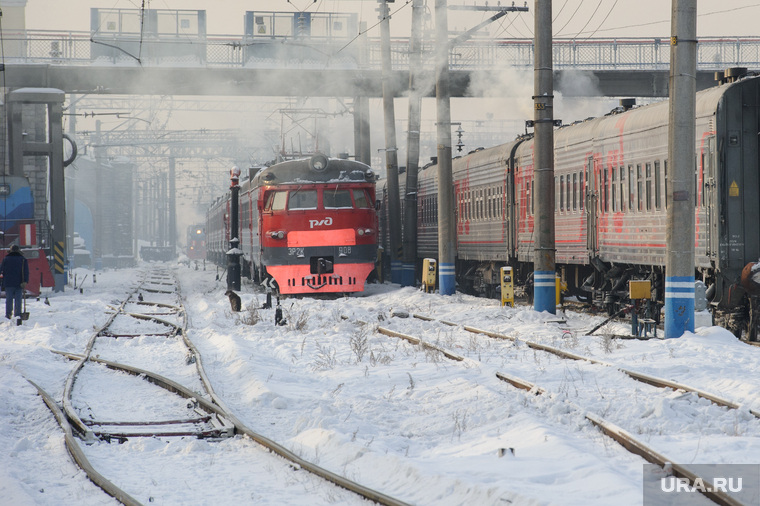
top-left (451, 256), bottom-right (760, 342)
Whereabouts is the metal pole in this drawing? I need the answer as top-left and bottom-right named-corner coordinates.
top-left (94, 120), bottom-right (103, 271)
top-left (665, 0), bottom-right (696, 338)
top-left (435, 0), bottom-right (456, 295)
top-left (168, 156), bottom-right (176, 257)
top-left (227, 166), bottom-right (241, 291)
top-left (533, 0), bottom-right (556, 314)
top-left (379, 0), bottom-right (403, 283)
top-left (402, 0), bottom-right (424, 287)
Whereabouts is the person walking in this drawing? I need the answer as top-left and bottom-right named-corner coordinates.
top-left (0, 245), bottom-right (30, 322)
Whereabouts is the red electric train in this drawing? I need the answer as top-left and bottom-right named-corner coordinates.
top-left (207, 154), bottom-right (378, 295)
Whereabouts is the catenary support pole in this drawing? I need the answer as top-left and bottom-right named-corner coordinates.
top-left (665, 0), bottom-right (697, 338)
top-left (533, 0), bottom-right (556, 314)
top-left (435, 0), bottom-right (456, 295)
top-left (227, 166), bottom-right (241, 291)
top-left (379, 0), bottom-right (403, 283)
top-left (401, 0), bottom-right (424, 287)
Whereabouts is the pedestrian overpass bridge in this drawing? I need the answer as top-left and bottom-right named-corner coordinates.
top-left (3, 30), bottom-right (759, 98)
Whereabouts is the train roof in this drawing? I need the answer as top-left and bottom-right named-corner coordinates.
top-left (251, 154), bottom-right (374, 186)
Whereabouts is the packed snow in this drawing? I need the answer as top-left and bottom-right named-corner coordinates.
top-left (1, 263), bottom-right (759, 505)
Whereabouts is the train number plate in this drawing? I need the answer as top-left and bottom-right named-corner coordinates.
top-left (288, 247), bottom-right (305, 257)
top-left (338, 246), bottom-right (352, 256)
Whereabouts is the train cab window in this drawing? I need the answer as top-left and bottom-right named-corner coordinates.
top-left (353, 189), bottom-right (371, 208)
top-left (266, 191), bottom-right (288, 211)
top-left (288, 190), bottom-right (318, 210)
top-left (324, 189), bottom-right (353, 209)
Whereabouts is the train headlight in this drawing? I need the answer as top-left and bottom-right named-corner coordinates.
top-left (357, 229), bottom-right (364, 236)
top-left (357, 228), bottom-right (373, 236)
top-left (270, 231), bottom-right (286, 239)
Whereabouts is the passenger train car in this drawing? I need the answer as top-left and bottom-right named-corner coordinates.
top-left (207, 154), bottom-right (378, 295)
top-left (0, 176), bottom-right (55, 296)
top-left (382, 70), bottom-right (760, 338)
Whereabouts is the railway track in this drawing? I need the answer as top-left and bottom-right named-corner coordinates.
top-left (371, 313), bottom-right (758, 506)
top-left (30, 268), bottom-right (408, 506)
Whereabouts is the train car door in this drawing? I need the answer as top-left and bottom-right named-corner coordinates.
top-left (705, 136), bottom-right (717, 258)
top-left (585, 155), bottom-right (598, 255)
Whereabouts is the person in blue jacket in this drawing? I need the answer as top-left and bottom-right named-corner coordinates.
top-left (1, 245), bottom-right (30, 321)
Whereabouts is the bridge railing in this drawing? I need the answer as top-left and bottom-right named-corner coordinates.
top-left (5, 30), bottom-right (760, 71)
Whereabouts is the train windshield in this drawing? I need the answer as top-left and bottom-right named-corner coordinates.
top-left (266, 191), bottom-right (288, 211)
top-left (288, 189), bottom-right (318, 210)
top-left (324, 189), bottom-right (353, 209)
top-left (353, 189), bottom-right (370, 208)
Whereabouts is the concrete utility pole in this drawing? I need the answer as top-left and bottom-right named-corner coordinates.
top-left (379, 0), bottom-right (403, 284)
top-left (168, 157), bottom-right (177, 256)
top-left (533, 0), bottom-right (556, 314)
top-left (227, 166), bottom-right (241, 291)
top-left (665, 0), bottom-right (697, 338)
top-left (435, 0), bottom-right (456, 295)
top-left (401, 0), bottom-right (424, 287)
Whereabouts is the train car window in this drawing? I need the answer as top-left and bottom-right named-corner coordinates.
top-left (288, 190), bottom-right (317, 210)
top-left (559, 176), bottom-right (565, 212)
top-left (637, 164), bottom-right (644, 211)
top-left (572, 172), bottom-right (578, 211)
top-left (645, 162), bottom-right (652, 211)
top-left (266, 191), bottom-right (287, 211)
top-left (324, 189), bottom-right (353, 209)
top-left (611, 169), bottom-right (617, 212)
top-left (603, 168), bottom-right (609, 213)
top-left (619, 167), bottom-right (626, 212)
top-left (531, 180), bottom-right (535, 216)
top-left (352, 189), bottom-right (371, 208)
top-left (664, 160), bottom-right (669, 209)
top-left (696, 155), bottom-right (701, 207)
top-left (579, 172), bottom-right (584, 211)
top-left (628, 165), bottom-right (635, 212)
top-left (654, 160), bottom-right (662, 210)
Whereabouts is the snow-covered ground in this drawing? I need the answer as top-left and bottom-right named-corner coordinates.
top-left (2, 263), bottom-right (759, 505)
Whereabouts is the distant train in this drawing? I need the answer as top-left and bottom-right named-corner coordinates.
top-left (207, 154), bottom-right (378, 295)
top-left (186, 224), bottom-right (206, 261)
top-left (0, 176), bottom-right (54, 296)
top-left (381, 69), bottom-right (760, 339)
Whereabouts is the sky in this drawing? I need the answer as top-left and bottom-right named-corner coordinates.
top-left (1, 263), bottom-right (759, 505)
top-left (20, 0), bottom-right (760, 39)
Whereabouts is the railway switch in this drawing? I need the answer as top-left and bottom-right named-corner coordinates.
top-left (500, 266), bottom-right (514, 307)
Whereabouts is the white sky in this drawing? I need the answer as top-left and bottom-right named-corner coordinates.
top-left (20, 0), bottom-right (760, 38)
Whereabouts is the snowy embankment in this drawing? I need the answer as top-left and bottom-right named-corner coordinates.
top-left (2, 264), bottom-right (759, 505)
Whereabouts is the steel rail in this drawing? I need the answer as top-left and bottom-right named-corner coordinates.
top-left (412, 313), bottom-right (760, 419)
top-left (51, 269), bottom-right (410, 506)
top-left (374, 322), bottom-right (744, 506)
top-left (25, 379), bottom-right (142, 506)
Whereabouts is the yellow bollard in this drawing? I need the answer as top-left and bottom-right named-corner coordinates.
top-left (422, 258), bottom-right (437, 293)
top-left (500, 266), bottom-right (514, 307)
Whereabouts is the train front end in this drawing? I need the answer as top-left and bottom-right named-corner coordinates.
top-left (256, 155), bottom-right (377, 295)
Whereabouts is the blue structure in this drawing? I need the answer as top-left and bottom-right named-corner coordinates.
top-left (665, 275), bottom-right (695, 338)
